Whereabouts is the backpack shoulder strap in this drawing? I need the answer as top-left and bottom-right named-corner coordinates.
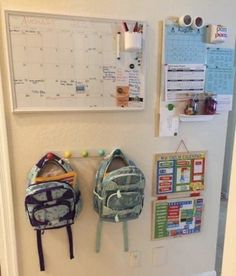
top-left (36, 226), bottom-right (74, 271)
top-left (123, 221), bottom-right (129, 252)
top-left (95, 219), bottom-right (103, 253)
top-left (66, 225), bottom-right (74, 259)
top-left (36, 230), bottom-right (45, 271)
top-left (95, 219), bottom-right (129, 253)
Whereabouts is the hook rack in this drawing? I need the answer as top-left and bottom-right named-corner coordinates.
top-left (61, 149), bottom-right (107, 159)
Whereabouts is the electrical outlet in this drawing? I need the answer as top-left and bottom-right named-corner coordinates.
top-left (129, 250), bottom-right (141, 267)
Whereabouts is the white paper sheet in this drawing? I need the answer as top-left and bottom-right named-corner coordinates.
top-left (165, 64), bottom-right (206, 102)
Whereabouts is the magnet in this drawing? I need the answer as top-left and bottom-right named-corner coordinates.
top-left (167, 103), bottom-right (175, 111)
top-left (117, 87), bottom-right (123, 94)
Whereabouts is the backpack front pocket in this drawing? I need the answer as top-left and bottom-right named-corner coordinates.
top-left (32, 201), bottom-right (74, 227)
top-left (106, 191), bottom-right (142, 211)
top-left (108, 172), bottom-right (142, 186)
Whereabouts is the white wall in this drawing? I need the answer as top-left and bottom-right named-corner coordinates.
top-left (0, 0), bottom-right (235, 276)
top-left (222, 131), bottom-right (236, 276)
top-left (221, 79), bottom-right (236, 198)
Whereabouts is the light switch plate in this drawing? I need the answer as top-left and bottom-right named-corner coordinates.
top-left (129, 250), bottom-right (141, 267)
top-left (152, 246), bottom-right (168, 266)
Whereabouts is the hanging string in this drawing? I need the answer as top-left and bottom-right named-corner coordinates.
top-left (175, 139), bottom-right (189, 153)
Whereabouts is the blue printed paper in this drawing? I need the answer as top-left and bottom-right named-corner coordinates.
top-left (205, 67), bottom-right (235, 95)
top-left (165, 23), bottom-right (206, 64)
top-left (205, 47), bottom-right (235, 95)
top-left (206, 47), bottom-right (234, 68)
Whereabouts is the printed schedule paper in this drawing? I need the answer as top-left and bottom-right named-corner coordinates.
top-left (164, 64), bottom-right (206, 102)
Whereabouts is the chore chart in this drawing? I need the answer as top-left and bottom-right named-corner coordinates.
top-left (5, 11), bottom-right (146, 112)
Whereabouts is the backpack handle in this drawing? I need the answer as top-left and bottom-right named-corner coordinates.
top-left (93, 189), bottom-right (104, 200)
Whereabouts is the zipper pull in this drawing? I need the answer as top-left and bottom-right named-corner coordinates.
top-left (117, 190), bottom-right (122, 198)
top-left (115, 214), bottom-right (119, 223)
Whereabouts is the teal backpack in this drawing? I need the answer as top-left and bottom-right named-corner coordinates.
top-left (25, 152), bottom-right (82, 271)
top-left (93, 149), bottom-right (145, 252)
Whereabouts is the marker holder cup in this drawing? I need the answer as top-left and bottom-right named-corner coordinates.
top-left (124, 32), bottom-right (142, 52)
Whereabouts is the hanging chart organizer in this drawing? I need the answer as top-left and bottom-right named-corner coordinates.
top-left (152, 196), bottom-right (204, 239)
top-left (5, 11), bottom-right (146, 112)
top-left (153, 151), bottom-right (206, 195)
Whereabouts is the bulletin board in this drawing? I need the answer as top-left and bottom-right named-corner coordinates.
top-left (158, 18), bottom-right (235, 137)
top-left (5, 10), bottom-right (146, 112)
top-left (154, 151), bottom-right (206, 195)
top-left (152, 197), bottom-right (204, 239)
top-left (163, 20), bottom-right (207, 102)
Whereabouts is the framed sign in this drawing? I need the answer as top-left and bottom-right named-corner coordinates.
top-left (154, 151), bottom-right (206, 195)
top-left (152, 197), bottom-right (204, 239)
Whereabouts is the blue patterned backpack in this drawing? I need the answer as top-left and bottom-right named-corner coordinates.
top-left (25, 152), bottom-right (82, 271)
top-left (93, 149), bottom-right (145, 252)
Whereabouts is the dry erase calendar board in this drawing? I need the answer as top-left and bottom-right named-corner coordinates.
top-left (5, 11), bottom-right (146, 112)
top-left (154, 151), bottom-right (206, 195)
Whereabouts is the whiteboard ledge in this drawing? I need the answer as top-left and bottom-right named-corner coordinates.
top-left (12, 106), bottom-right (145, 113)
top-left (179, 114), bottom-right (215, 122)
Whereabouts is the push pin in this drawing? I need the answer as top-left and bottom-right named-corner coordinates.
top-left (129, 64), bottom-right (135, 69)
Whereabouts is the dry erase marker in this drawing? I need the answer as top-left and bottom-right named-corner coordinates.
top-left (123, 21), bottom-right (129, 32)
top-left (133, 22), bottom-right (138, 32)
top-left (117, 32), bottom-right (121, 60)
top-left (138, 24), bottom-right (143, 33)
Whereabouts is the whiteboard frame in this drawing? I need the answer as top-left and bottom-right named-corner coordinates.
top-left (4, 10), bottom-right (147, 113)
